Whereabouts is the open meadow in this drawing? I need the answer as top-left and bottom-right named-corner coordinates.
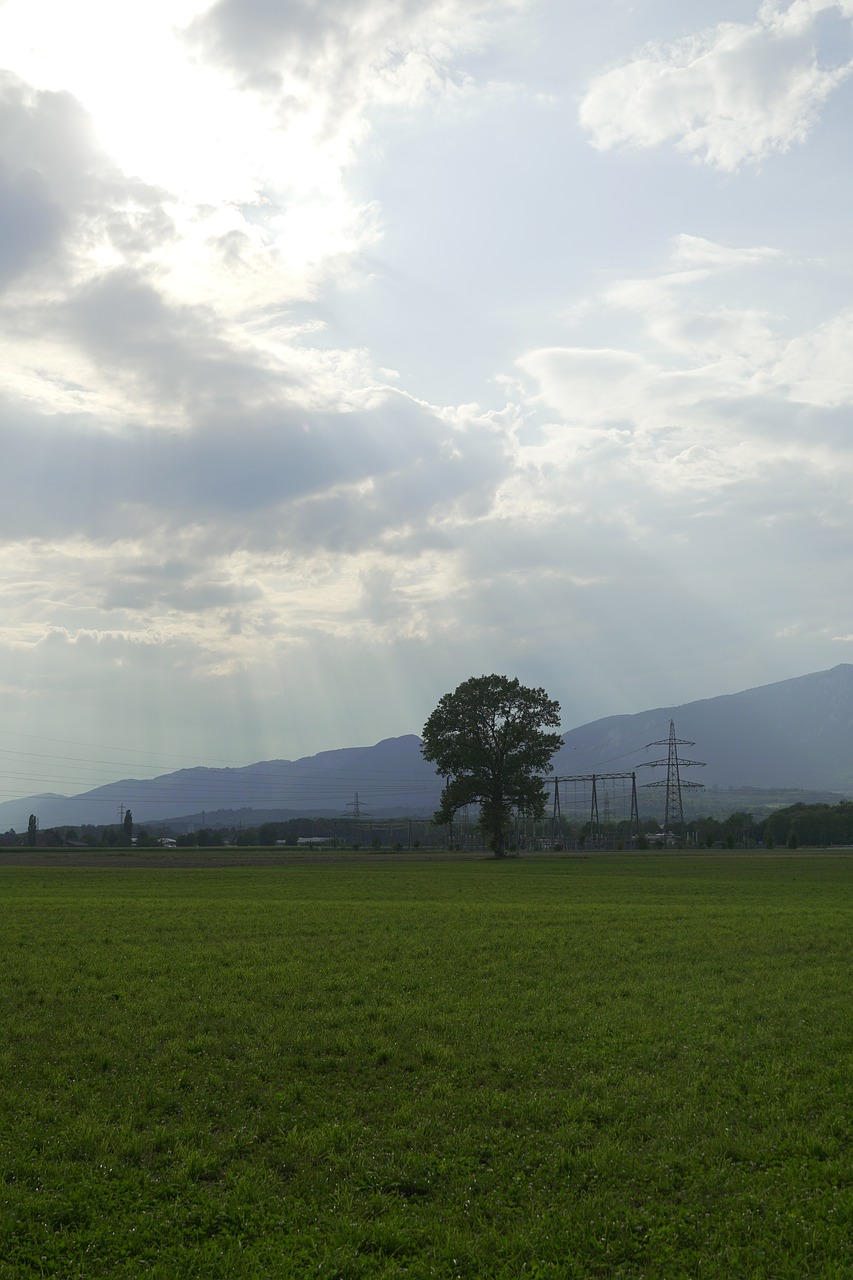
top-left (0, 852), bottom-right (850, 1278)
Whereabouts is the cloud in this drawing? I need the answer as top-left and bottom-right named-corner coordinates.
top-left (0, 70), bottom-right (379, 427)
top-left (0, 162), bottom-right (66, 291)
top-left (185, 0), bottom-right (521, 111)
top-left (773, 308), bottom-right (853, 405)
top-left (580, 0), bottom-right (853, 168)
top-left (0, 42), bottom-right (524, 702)
top-left (0, 387), bottom-right (516, 552)
top-left (55, 267), bottom-right (285, 422)
top-left (517, 347), bottom-right (652, 426)
top-left (7, 219), bottom-right (844, 725)
top-left (0, 72), bottom-right (173, 283)
top-left (0, 74), bottom-right (191, 420)
top-left (670, 234), bottom-right (782, 269)
top-left (516, 234), bottom-right (853, 505)
top-left (556, 233), bottom-right (853, 428)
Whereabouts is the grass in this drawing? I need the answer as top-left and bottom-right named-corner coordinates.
top-left (0, 853), bottom-right (850, 1277)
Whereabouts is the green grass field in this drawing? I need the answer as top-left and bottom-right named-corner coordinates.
top-left (0, 853), bottom-right (850, 1278)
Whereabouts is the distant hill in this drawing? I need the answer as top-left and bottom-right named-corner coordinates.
top-left (0, 736), bottom-right (439, 830)
top-left (553, 663), bottom-right (853, 792)
top-left (2, 664), bottom-right (852, 830)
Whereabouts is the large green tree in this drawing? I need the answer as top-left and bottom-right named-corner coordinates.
top-left (421, 675), bottom-right (562, 857)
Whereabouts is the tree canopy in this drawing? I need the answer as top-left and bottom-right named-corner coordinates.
top-left (421, 674), bottom-right (562, 856)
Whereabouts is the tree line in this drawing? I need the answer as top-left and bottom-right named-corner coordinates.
top-left (7, 800), bottom-right (853, 851)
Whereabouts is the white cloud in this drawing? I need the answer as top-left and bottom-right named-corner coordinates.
top-left (773, 309), bottom-right (853, 404)
top-left (516, 234), bottom-right (853, 504)
top-left (517, 346), bottom-right (652, 426)
top-left (0, 73), bottom-right (376, 433)
top-left (580, 1), bottom-right (853, 168)
top-left (0, 2), bottom-right (391, 322)
top-left (670, 233), bottom-right (782, 269)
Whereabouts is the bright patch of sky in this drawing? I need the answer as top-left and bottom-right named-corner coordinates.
top-left (1, 0), bottom-right (853, 797)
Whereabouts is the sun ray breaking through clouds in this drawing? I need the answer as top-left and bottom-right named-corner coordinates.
top-left (1, 0), bottom-right (853, 794)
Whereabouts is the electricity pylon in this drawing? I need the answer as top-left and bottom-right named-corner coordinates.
top-left (346, 792), bottom-right (370, 846)
top-left (640, 721), bottom-right (705, 845)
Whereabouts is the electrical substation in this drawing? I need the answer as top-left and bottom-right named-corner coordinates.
top-left (314, 722), bottom-right (706, 852)
top-left (546, 720), bottom-right (706, 850)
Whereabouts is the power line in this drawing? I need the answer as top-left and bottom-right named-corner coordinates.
top-left (0, 729), bottom-right (255, 769)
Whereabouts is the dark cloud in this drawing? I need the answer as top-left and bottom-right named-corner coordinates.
top-left (0, 163), bottom-right (66, 289)
top-left (183, 0), bottom-right (502, 130)
top-left (187, 0), bottom-right (428, 89)
top-left (0, 388), bottom-right (514, 555)
top-left (101, 567), bottom-right (263, 613)
top-left (0, 73), bottom-right (173, 295)
top-left (0, 73), bottom-right (97, 186)
top-left (60, 266), bottom-right (284, 414)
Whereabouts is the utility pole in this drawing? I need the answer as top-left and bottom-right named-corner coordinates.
top-left (552, 777), bottom-right (561, 848)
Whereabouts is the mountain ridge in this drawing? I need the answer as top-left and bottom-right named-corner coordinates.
top-left (2, 664), bottom-right (852, 829)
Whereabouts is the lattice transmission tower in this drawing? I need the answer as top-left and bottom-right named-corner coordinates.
top-left (346, 791), bottom-right (371, 845)
top-left (640, 720), bottom-right (705, 845)
top-left (347, 792), bottom-right (362, 821)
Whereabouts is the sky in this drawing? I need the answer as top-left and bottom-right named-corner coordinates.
top-left (2, 0), bottom-right (853, 800)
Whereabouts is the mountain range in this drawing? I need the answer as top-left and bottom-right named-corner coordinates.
top-left (3, 664), bottom-right (853, 831)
